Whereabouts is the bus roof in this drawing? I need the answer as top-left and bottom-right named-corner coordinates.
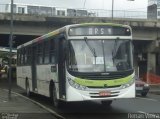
top-left (17, 23), bottom-right (131, 49)
top-left (17, 27), bottom-right (66, 49)
top-left (74, 23), bottom-right (130, 27)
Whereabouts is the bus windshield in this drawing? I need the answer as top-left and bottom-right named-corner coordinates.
top-left (67, 39), bottom-right (133, 73)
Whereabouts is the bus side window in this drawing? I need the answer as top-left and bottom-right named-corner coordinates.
top-left (21, 48), bottom-right (24, 65)
top-left (50, 39), bottom-right (55, 63)
top-left (37, 43), bottom-right (43, 64)
top-left (18, 49), bottom-right (21, 66)
top-left (44, 41), bottom-right (50, 64)
top-left (22, 48), bottom-right (26, 65)
top-left (26, 46), bottom-right (31, 65)
top-left (17, 50), bottom-right (20, 66)
top-left (24, 48), bottom-right (27, 65)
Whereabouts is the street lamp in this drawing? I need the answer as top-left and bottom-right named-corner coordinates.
top-left (111, 0), bottom-right (114, 20)
top-left (111, 0), bottom-right (135, 20)
top-left (8, 0), bottom-right (14, 100)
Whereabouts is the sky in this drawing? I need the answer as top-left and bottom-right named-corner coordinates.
top-left (0, 0), bottom-right (148, 12)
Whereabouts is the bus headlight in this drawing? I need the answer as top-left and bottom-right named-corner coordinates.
top-left (68, 78), bottom-right (87, 90)
top-left (121, 78), bottom-right (134, 89)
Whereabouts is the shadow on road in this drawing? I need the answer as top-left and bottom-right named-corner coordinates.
top-left (28, 93), bottom-right (129, 119)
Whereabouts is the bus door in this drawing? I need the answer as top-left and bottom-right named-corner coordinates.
top-left (57, 37), bottom-right (66, 99)
top-left (31, 46), bottom-right (37, 92)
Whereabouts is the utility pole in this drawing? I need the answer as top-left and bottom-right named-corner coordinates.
top-left (83, 0), bottom-right (86, 9)
top-left (111, 0), bottom-right (114, 20)
top-left (9, 0), bottom-right (14, 100)
top-left (111, 0), bottom-right (134, 20)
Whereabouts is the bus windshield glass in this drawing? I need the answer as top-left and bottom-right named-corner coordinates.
top-left (67, 39), bottom-right (133, 72)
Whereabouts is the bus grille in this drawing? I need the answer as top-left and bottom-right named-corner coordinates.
top-left (80, 75), bottom-right (126, 80)
top-left (87, 85), bottom-right (121, 89)
top-left (70, 70), bottom-right (134, 80)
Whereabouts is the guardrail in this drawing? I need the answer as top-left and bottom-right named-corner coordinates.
top-left (0, 3), bottom-right (148, 19)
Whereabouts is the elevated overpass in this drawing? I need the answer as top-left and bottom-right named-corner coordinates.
top-left (0, 13), bottom-right (160, 40)
top-left (0, 13), bottom-right (160, 79)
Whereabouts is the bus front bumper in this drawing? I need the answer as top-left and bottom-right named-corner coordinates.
top-left (66, 83), bottom-right (135, 102)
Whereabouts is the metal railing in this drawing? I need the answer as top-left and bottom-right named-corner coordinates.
top-left (0, 4), bottom-right (7, 13)
top-left (0, 3), bottom-right (148, 19)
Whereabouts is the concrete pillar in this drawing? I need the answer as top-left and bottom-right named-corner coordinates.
top-left (147, 53), bottom-right (156, 83)
top-left (147, 53), bottom-right (156, 73)
top-left (133, 54), bottom-right (139, 76)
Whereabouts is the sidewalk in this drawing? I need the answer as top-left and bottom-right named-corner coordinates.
top-left (149, 84), bottom-right (160, 95)
top-left (0, 89), bottom-right (57, 119)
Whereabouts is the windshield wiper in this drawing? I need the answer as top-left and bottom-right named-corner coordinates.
top-left (84, 37), bottom-right (97, 64)
top-left (84, 37), bottom-right (97, 57)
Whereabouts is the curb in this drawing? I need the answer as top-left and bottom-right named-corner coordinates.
top-left (0, 88), bottom-right (65, 119)
top-left (148, 84), bottom-right (160, 95)
top-left (149, 90), bottom-right (160, 95)
top-left (149, 84), bottom-right (160, 86)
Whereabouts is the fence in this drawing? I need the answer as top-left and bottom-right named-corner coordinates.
top-left (0, 3), bottom-right (148, 19)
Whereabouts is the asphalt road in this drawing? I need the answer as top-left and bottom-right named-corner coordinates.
top-left (1, 79), bottom-right (160, 119)
top-left (28, 93), bottom-right (160, 119)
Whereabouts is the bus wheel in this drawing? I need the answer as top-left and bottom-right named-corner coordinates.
top-left (101, 100), bottom-right (112, 107)
top-left (25, 80), bottom-right (30, 97)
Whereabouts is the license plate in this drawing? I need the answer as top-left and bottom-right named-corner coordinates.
top-left (99, 91), bottom-right (111, 96)
top-left (136, 87), bottom-right (143, 90)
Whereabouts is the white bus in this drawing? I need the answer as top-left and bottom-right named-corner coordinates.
top-left (17, 23), bottom-right (135, 107)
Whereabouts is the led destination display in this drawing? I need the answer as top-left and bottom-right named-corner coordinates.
top-left (69, 26), bottom-right (131, 36)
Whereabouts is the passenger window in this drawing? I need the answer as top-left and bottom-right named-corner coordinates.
top-left (37, 43), bottom-right (43, 64)
top-left (50, 39), bottom-right (55, 63)
top-left (44, 41), bottom-right (50, 64)
top-left (27, 47), bottom-right (31, 65)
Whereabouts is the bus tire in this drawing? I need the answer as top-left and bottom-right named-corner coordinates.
top-left (25, 79), bottom-right (30, 97)
top-left (101, 100), bottom-right (112, 107)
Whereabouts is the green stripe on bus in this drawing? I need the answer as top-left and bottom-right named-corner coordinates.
top-left (74, 75), bottom-right (133, 87)
top-left (80, 23), bottom-right (125, 27)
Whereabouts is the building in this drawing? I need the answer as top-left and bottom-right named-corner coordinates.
top-left (147, 0), bottom-right (160, 19)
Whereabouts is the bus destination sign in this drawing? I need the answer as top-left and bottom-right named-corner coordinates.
top-left (69, 26), bottom-right (131, 36)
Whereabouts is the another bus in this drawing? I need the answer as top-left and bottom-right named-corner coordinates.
top-left (17, 23), bottom-right (135, 107)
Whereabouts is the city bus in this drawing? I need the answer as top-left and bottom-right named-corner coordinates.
top-left (17, 23), bottom-right (135, 107)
